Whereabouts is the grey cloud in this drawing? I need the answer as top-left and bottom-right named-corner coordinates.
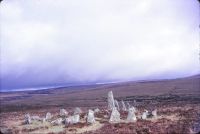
top-left (0, 0), bottom-right (199, 90)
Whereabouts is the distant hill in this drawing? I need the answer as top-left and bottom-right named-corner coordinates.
top-left (0, 74), bottom-right (199, 112)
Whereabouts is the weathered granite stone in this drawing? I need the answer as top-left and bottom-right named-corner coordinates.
top-left (45, 112), bottom-right (52, 121)
top-left (142, 110), bottom-right (149, 120)
top-left (121, 100), bottom-right (127, 111)
top-left (94, 108), bottom-right (100, 113)
top-left (109, 107), bottom-right (120, 122)
top-left (60, 109), bottom-right (68, 117)
top-left (65, 114), bottom-right (80, 125)
top-left (127, 102), bottom-right (131, 109)
top-left (87, 109), bottom-right (95, 124)
top-left (25, 114), bottom-right (31, 124)
top-left (114, 100), bottom-right (120, 111)
top-left (126, 107), bottom-right (137, 122)
top-left (51, 118), bottom-right (63, 125)
top-left (42, 118), bottom-right (46, 123)
top-left (108, 91), bottom-right (115, 110)
top-left (152, 109), bottom-right (157, 118)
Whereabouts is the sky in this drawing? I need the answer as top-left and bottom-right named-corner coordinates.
top-left (0, 0), bottom-right (200, 91)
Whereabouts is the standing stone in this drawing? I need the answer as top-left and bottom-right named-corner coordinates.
top-left (45, 112), bottom-right (52, 121)
top-left (74, 107), bottom-right (82, 115)
top-left (42, 118), bottom-right (46, 123)
top-left (127, 107), bottom-right (137, 122)
top-left (94, 108), bottom-right (100, 113)
top-left (131, 106), bottom-right (137, 112)
top-left (152, 109), bottom-right (157, 118)
top-left (60, 109), bottom-right (68, 117)
top-left (73, 114), bottom-right (80, 123)
top-left (121, 100), bottom-right (127, 111)
top-left (87, 109), bottom-right (95, 124)
top-left (142, 110), bottom-right (149, 120)
top-left (65, 114), bottom-right (80, 125)
top-left (108, 91), bottom-right (115, 110)
top-left (25, 114), bottom-right (31, 124)
top-left (51, 118), bottom-right (63, 125)
top-left (127, 102), bottom-right (131, 109)
top-left (114, 100), bottom-right (120, 111)
top-left (109, 107), bottom-right (120, 122)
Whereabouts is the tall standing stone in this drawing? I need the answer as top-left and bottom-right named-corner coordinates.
top-left (87, 109), bottom-right (95, 124)
top-left (121, 100), bottom-right (127, 111)
top-left (126, 107), bottom-right (137, 122)
top-left (108, 91), bottom-right (115, 110)
top-left (109, 107), bottom-right (120, 122)
top-left (114, 100), bottom-right (120, 111)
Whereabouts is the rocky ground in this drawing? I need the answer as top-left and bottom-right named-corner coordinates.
top-left (0, 75), bottom-right (200, 134)
top-left (0, 100), bottom-right (200, 134)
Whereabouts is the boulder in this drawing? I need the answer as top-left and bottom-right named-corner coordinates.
top-left (87, 109), bottom-right (95, 124)
top-left (60, 109), bottom-right (68, 117)
top-left (127, 107), bottom-right (137, 122)
top-left (51, 118), bottom-right (63, 125)
top-left (24, 114), bottom-right (31, 124)
top-left (109, 107), bottom-right (120, 122)
top-left (108, 91), bottom-right (115, 110)
top-left (121, 100), bottom-right (127, 111)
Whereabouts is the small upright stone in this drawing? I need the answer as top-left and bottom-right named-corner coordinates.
top-left (24, 114), bottom-right (31, 124)
top-left (109, 107), bottom-right (120, 122)
top-left (114, 100), bottom-right (120, 111)
top-left (42, 118), bottom-right (46, 123)
top-left (152, 109), bottom-right (157, 118)
top-left (94, 108), bottom-right (100, 113)
top-left (73, 114), bottom-right (80, 123)
top-left (45, 112), bottom-right (52, 121)
top-left (127, 107), bottom-right (137, 122)
top-left (87, 109), bottom-right (95, 124)
top-left (108, 91), bottom-right (115, 110)
top-left (60, 109), bottom-right (68, 117)
top-left (65, 114), bottom-right (80, 125)
top-left (142, 110), bottom-right (149, 120)
top-left (74, 107), bottom-right (82, 115)
top-left (51, 118), bottom-right (63, 125)
top-left (121, 100), bottom-right (127, 111)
